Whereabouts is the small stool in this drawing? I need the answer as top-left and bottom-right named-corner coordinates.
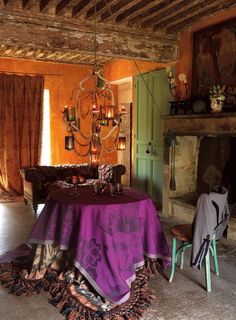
top-left (169, 224), bottom-right (219, 292)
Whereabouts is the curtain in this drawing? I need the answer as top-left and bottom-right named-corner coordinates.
top-left (0, 73), bottom-right (44, 195)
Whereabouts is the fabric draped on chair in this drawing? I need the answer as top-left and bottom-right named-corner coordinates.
top-left (0, 73), bottom-right (44, 195)
top-left (191, 186), bottom-right (230, 269)
top-left (169, 186), bottom-right (230, 292)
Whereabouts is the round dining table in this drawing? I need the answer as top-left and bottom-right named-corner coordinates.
top-left (28, 186), bottom-right (171, 304)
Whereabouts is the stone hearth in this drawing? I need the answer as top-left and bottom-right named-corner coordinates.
top-left (162, 112), bottom-right (236, 240)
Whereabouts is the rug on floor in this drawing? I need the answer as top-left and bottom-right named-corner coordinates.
top-left (0, 190), bottom-right (24, 203)
top-left (0, 246), bottom-right (159, 320)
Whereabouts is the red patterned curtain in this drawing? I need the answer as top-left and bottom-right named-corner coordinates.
top-left (0, 73), bottom-right (44, 194)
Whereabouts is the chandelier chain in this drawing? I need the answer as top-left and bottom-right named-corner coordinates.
top-left (103, 0), bottom-right (163, 117)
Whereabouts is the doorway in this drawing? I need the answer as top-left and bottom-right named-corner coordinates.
top-left (134, 69), bottom-right (170, 207)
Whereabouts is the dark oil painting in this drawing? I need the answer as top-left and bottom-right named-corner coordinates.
top-left (192, 17), bottom-right (236, 109)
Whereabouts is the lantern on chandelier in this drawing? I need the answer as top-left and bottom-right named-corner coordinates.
top-left (63, 69), bottom-right (127, 165)
top-left (62, 0), bottom-right (127, 165)
top-left (65, 135), bottom-right (74, 151)
top-left (117, 136), bottom-right (126, 150)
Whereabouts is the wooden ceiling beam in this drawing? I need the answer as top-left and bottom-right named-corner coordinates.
top-left (89, 0), bottom-right (119, 20)
top-left (142, 0), bottom-right (202, 29)
top-left (56, 0), bottom-right (80, 17)
top-left (85, 0), bottom-right (114, 20)
top-left (22, 0), bottom-right (40, 11)
top-left (25, 48), bottom-right (37, 57)
top-left (153, 0), bottom-right (217, 31)
top-left (56, 51), bottom-right (72, 59)
top-left (34, 49), bottom-right (45, 58)
top-left (115, 0), bottom-right (157, 24)
top-left (0, 44), bottom-right (8, 53)
top-left (166, 0), bottom-right (236, 33)
top-left (0, 9), bottom-right (178, 62)
top-left (153, 0), bottom-right (235, 31)
top-left (56, 0), bottom-right (71, 14)
top-left (3, 47), bottom-right (14, 55)
top-left (22, 0), bottom-right (31, 8)
top-left (66, 52), bottom-right (84, 60)
top-left (128, 0), bottom-right (177, 28)
top-left (99, 0), bottom-right (138, 22)
top-left (3, 0), bottom-right (21, 9)
top-left (117, 0), bottom-right (163, 25)
top-left (40, 0), bottom-right (57, 14)
top-left (72, 0), bottom-right (100, 18)
top-left (15, 47), bottom-right (25, 55)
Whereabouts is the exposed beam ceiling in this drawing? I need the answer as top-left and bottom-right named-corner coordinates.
top-left (0, 0), bottom-right (235, 66)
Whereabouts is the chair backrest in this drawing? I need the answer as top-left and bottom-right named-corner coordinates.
top-left (191, 186), bottom-right (230, 269)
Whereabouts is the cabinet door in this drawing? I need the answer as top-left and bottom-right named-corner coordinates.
top-left (134, 69), bottom-right (169, 207)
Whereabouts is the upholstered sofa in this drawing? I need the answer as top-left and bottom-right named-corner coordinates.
top-left (20, 163), bottom-right (126, 213)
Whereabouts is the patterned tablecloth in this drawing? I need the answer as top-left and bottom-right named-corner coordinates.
top-left (28, 186), bottom-right (171, 304)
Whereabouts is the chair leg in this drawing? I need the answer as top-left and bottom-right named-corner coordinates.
top-left (211, 239), bottom-right (219, 276)
top-left (205, 249), bottom-right (211, 292)
top-left (169, 237), bottom-right (177, 282)
top-left (180, 242), bottom-right (185, 269)
top-left (32, 203), bottom-right (38, 215)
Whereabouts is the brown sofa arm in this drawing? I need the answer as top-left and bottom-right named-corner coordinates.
top-left (110, 164), bottom-right (126, 183)
top-left (20, 167), bottom-right (45, 213)
top-left (20, 163), bottom-right (126, 214)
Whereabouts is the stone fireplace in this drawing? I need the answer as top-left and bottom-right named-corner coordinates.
top-left (162, 112), bottom-right (236, 240)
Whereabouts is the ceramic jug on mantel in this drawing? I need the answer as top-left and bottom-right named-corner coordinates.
top-left (209, 84), bottom-right (225, 113)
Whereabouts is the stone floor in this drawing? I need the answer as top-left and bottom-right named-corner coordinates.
top-left (0, 201), bottom-right (236, 320)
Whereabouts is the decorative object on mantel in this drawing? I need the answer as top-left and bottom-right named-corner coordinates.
top-left (167, 71), bottom-right (191, 115)
top-left (168, 72), bottom-right (189, 100)
top-left (209, 84), bottom-right (226, 113)
top-left (192, 98), bottom-right (207, 114)
top-left (63, 3), bottom-right (127, 165)
top-left (192, 17), bottom-right (236, 110)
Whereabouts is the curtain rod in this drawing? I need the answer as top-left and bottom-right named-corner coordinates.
top-left (0, 70), bottom-right (63, 76)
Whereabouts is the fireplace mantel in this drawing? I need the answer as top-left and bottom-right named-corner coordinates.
top-left (162, 112), bottom-right (236, 136)
top-left (162, 112), bottom-right (236, 240)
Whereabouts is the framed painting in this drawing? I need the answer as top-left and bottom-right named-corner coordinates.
top-left (192, 17), bottom-right (236, 110)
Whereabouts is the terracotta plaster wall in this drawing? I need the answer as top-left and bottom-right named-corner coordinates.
top-left (0, 57), bottom-right (117, 165)
top-left (104, 59), bottom-right (171, 179)
top-left (175, 7), bottom-right (236, 95)
top-left (104, 59), bottom-right (169, 82)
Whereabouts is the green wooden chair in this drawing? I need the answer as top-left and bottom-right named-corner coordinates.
top-left (169, 224), bottom-right (219, 292)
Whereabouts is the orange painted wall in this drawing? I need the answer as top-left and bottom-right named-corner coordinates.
top-left (104, 59), bottom-right (169, 82)
top-left (1, 8), bottom-right (235, 167)
top-left (0, 57), bottom-right (118, 165)
top-left (175, 7), bottom-right (236, 96)
top-left (104, 7), bottom-right (236, 96)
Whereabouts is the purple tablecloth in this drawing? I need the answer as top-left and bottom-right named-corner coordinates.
top-left (28, 186), bottom-right (171, 304)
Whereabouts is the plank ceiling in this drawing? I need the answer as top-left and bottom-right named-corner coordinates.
top-left (0, 0), bottom-right (235, 65)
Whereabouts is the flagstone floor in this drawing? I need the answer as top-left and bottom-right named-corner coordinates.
top-left (0, 201), bottom-right (236, 320)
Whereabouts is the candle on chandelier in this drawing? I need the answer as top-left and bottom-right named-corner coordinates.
top-left (91, 153), bottom-right (100, 165)
top-left (105, 105), bottom-right (115, 119)
top-left (91, 104), bottom-right (100, 114)
top-left (65, 136), bottom-right (74, 150)
top-left (67, 107), bottom-right (76, 121)
top-left (91, 139), bottom-right (100, 153)
top-left (96, 124), bottom-right (101, 133)
top-left (120, 105), bottom-right (127, 114)
top-left (117, 136), bottom-right (126, 150)
top-left (100, 113), bottom-right (109, 126)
